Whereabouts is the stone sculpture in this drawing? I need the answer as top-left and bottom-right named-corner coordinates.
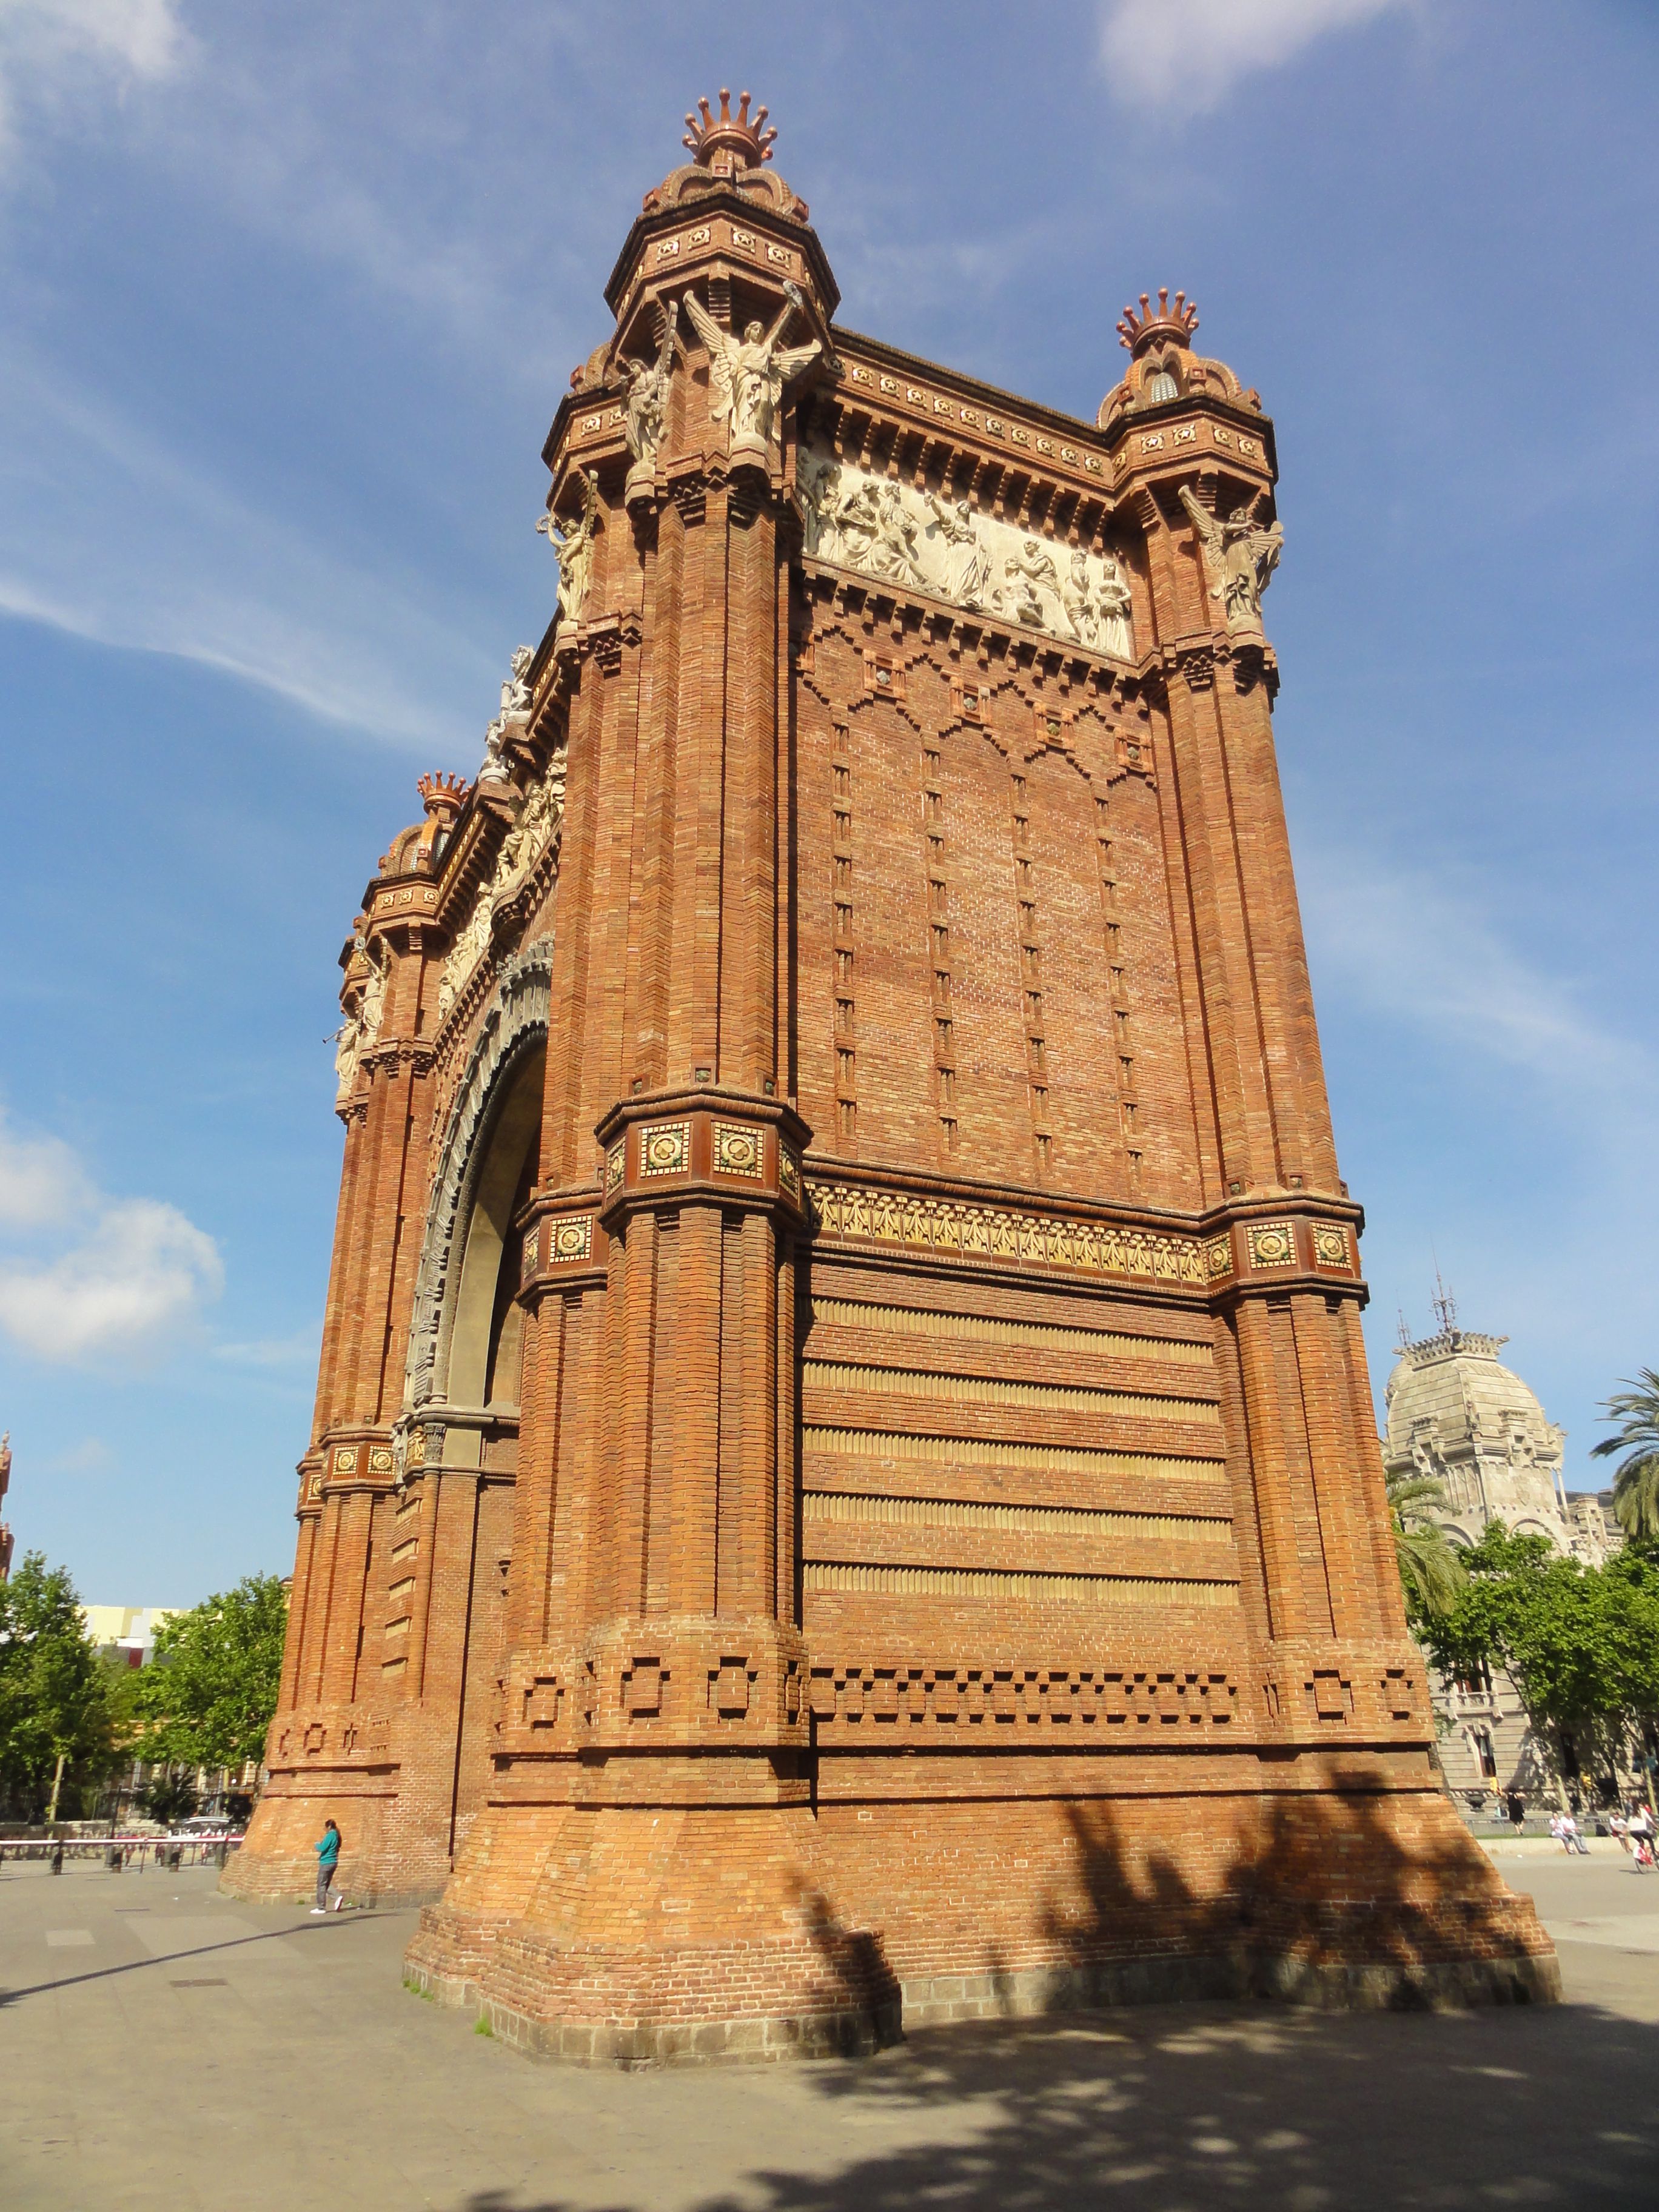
top-left (537, 469), bottom-right (599, 624)
top-left (620, 300), bottom-right (682, 477)
top-left (333, 936), bottom-right (389, 1101)
top-left (480, 645), bottom-right (534, 785)
top-left (437, 747), bottom-right (566, 1023)
top-left (796, 438), bottom-right (1133, 659)
top-left (924, 492), bottom-right (993, 609)
top-left (684, 279), bottom-right (821, 451)
top-left (1179, 484), bottom-right (1284, 633)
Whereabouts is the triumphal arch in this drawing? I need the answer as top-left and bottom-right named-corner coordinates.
top-left (228, 95), bottom-right (1555, 2059)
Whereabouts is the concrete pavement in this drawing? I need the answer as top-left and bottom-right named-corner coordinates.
top-left (2, 1849), bottom-right (1657, 2209)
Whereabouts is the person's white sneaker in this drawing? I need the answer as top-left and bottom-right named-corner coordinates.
top-left (310, 1906), bottom-right (326, 1914)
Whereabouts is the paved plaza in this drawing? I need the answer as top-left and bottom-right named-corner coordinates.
top-left (3, 1849), bottom-right (1657, 2210)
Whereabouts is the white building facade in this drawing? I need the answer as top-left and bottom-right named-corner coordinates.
top-left (1380, 1316), bottom-right (1620, 1801)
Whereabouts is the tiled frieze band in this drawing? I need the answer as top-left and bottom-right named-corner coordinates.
top-left (803, 1562), bottom-right (1239, 1607)
top-left (808, 1180), bottom-right (1207, 1287)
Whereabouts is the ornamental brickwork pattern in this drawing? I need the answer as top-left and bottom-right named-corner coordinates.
top-left (227, 92), bottom-right (1557, 2053)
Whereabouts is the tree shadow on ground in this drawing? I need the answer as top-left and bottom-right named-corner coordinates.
top-left (454, 1763), bottom-right (1659, 2205)
top-left (460, 1992), bottom-right (1659, 2210)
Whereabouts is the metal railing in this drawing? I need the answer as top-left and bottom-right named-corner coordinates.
top-left (0, 1831), bottom-right (246, 1871)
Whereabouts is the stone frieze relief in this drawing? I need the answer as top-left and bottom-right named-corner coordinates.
top-left (796, 441), bottom-right (1133, 660)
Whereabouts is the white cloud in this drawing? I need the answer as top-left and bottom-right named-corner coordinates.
top-left (0, 1108), bottom-right (221, 1364)
top-left (213, 1325), bottom-right (320, 1370)
top-left (0, 1105), bottom-right (93, 1227)
top-left (0, 339), bottom-right (491, 743)
top-left (1099, 0), bottom-right (1416, 112)
top-left (0, 0), bottom-right (187, 156)
top-left (1298, 853), bottom-right (1652, 1108)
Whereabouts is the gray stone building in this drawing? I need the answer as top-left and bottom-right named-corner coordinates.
top-left (1380, 1300), bottom-right (1620, 1801)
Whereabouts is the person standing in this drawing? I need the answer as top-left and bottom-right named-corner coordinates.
top-left (312, 1819), bottom-right (341, 1914)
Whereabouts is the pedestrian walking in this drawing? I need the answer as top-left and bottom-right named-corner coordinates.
top-left (312, 1818), bottom-right (342, 1913)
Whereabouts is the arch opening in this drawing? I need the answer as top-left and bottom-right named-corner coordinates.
top-left (445, 1041), bottom-right (545, 1412)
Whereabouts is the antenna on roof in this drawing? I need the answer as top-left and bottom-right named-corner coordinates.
top-left (1395, 1308), bottom-right (1412, 1352)
top-left (1431, 1262), bottom-right (1458, 1336)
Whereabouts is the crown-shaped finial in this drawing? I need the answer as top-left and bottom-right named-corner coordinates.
top-left (417, 771), bottom-right (469, 816)
top-left (1116, 288), bottom-right (1200, 357)
top-left (683, 87), bottom-right (776, 170)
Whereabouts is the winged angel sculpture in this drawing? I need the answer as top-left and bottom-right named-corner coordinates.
top-left (1179, 484), bottom-right (1283, 634)
top-left (537, 469), bottom-right (600, 625)
top-left (683, 280), bottom-right (821, 451)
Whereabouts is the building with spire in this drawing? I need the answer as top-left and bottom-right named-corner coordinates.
top-left (223, 90), bottom-right (1555, 2052)
top-left (1382, 1287), bottom-right (1620, 1798)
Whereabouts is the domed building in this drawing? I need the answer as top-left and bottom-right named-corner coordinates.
top-left (1381, 1296), bottom-right (1620, 1800)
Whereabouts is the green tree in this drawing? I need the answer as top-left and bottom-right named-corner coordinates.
top-left (139, 1771), bottom-right (199, 1825)
top-left (1385, 1464), bottom-right (1466, 1628)
top-left (1590, 1369), bottom-right (1659, 1541)
top-left (1426, 1522), bottom-right (1659, 1797)
top-left (0, 1552), bottom-right (120, 1820)
top-left (133, 1574), bottom-right (287, 1773)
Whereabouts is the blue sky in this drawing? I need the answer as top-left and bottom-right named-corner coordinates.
top-left (2, 0), bottom-right (1656, 1603)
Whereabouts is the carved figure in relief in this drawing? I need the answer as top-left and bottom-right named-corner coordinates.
top-left (1095, 555), bottom-right (1133, 658)
top-left (1179, 483), bottom-right (1283, 632)
top-left (924, 492), bottom-right (992, 609)
top-left (620, 299), bottom-right (681, 472)
top-left (480, 645), bottom-right (534, 785)
top-left (683, 279), bottom-right (821, 448)
top-left (796, 448), bottom-right (843, 560)
top-left (866, 482), bottom-right (923, 583)
top-left (1001, 538), bottom-right (1064, 631)
top-left (437, 748), bottom-right (567, 1024)
top-left (537, 469), bottom-right (599, 624)
top-left (333, 936), bottom-right (389, 1099)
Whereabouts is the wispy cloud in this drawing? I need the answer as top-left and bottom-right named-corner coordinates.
top-left (1299, 851), bottom-right (1652, 1111)
top-left (41, 1435), bottom-right (113, 1475)
top-left (0, 0), bottom-right (188, 159)
top-left (0, 1106), bottom-right (222, 1364)
top-left (214, 1325), bottom-right (320, 1371)
top-left (0, 340), bottom-right (492, 743)
top-left (1099, 0), bottom-right (1418, 113)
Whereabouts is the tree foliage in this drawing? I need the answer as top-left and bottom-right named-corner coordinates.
top-left (0, 1552), bottom-right (121, 1820)
top-left (1424, 1522), bottom-right (1659, 1789)
top-left (1384, 1465), bottom-right (1466, 1629)
top-left (133, 1574), bottom-right (287, 1773)
top-left (1591, 1369), bottom-right (1659, 1541)
top-left (140, 1771), bottom-right (199, 1825)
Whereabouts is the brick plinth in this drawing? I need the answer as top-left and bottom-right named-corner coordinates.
top-left (406, 1801), bottom-right (902, 2065)
top-left (240, 101), bottom-right (1557, 2050)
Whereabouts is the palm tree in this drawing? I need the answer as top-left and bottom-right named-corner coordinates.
top-left (1591, 1369), bottom-right (1659, 1541)
top-left (1386, 1466), bottom-right (1466, 1626)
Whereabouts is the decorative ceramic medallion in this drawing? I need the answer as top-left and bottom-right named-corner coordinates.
top-left (712, 1122), bottom-right (763, 1178)
top-left (641, 1121), bottom-right (691, 1176)
top-left (552, 1216), bottom-right (594, 1262)
top-left (1312, 1225), bottom-right (1350, 1269)
top-left (1246, 1222), bottom-right (1295, 1269)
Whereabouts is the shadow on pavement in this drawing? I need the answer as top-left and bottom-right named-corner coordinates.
top-left (456, 1994), bottom-right (1659, 2209)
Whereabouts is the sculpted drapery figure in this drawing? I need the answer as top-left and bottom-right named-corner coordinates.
top-left (1179, 483), bottom-right (1284, 632)
top-left (620, 299), bottom-right (681, 473)
top-left (1002, 537), bottom-right (1063, 631)
top-left (684, 278), bottom-right (821, 449)
top-left (925, 491), bottom-right (993, 609)
top-left (480, 645), bottom-right (534, 785)
top-left (333, 936), bottom-right (389, 1100)
top-left (537, 469), bottom-right (600, 623)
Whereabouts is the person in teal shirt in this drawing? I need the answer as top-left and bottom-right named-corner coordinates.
top-left (312, 1819), bottom-right (341, 1914)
